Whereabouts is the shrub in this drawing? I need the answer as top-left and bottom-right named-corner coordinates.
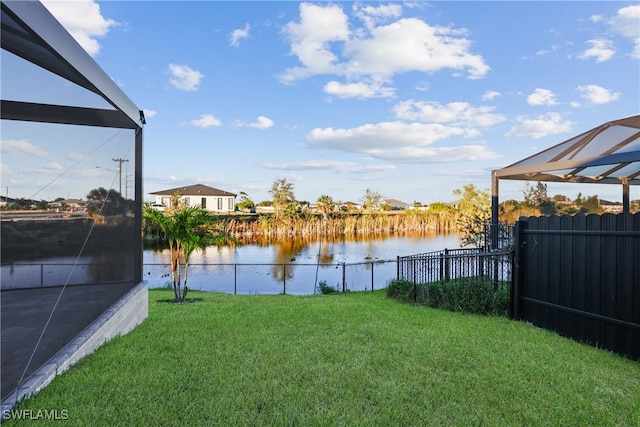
top-left (388, 277), bottom-right (509, 316)
top-left (386, 279), bottom-right (415, 303)
top-left (318, 281), bottom-right (338, 294)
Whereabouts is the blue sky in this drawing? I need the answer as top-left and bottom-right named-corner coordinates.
top-left (8, 1), bottom-right (640, 204)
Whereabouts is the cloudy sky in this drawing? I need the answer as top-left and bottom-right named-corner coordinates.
top-left (6, 1), bottom-right (640, 204)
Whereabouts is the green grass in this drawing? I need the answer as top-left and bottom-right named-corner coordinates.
top-left (5, 290), bottom-right (640, 426)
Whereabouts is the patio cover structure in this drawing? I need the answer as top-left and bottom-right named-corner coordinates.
top-left (491, 115), bottom-right (640, 248)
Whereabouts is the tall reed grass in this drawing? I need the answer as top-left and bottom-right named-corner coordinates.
top-left (223, 211), bottom-right (460, 237)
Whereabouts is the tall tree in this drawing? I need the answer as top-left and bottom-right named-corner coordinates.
top-left (453, 183), bottom-right (491, 248)
top-left (522, 181), bottom-right (557, 214)
top-left (361, 188), bottom-right (383, 213)
top-left (315, 194), bottom-right (335, 219)
top-left (86, 187), bottom-right (125, 217)
top-left (236, 191), bottom-right (256, 211)
top-left (269, 178), bottom-right (296, 219)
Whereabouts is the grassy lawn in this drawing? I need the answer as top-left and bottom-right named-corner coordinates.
top-left (6, 289), bottom-right (640, 426)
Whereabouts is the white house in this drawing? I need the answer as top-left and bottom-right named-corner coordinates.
top-left (150, 184), bottom-right (237, 213)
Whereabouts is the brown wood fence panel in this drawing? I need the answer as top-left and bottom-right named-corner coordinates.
top-left (512, 213), bottom-right (640, 360)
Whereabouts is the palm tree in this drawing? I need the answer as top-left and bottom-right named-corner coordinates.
top-left (143, 204), bottom-right (235, 302)
top-left (315, 194), bottom-right (335, 219)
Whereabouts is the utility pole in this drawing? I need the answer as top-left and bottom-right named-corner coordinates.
top-left (112, 158), bottom-right (129, 195)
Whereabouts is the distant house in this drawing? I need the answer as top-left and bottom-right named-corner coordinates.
top-left (599, 199), bottom-right (623, 213)
top-left (383, 198), bottom-right (410, 210)
top-left (49, 198), bottom-right (84, 211)
top-left (150, 184), bottom-right (237, 213)
top-left (0, 196), bottom-right (15, 208)
top-left (339, 201), bottom-right (362, 211)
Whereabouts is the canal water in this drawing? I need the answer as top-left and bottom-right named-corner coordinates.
top-left (143, 232), bottom-right (462, 295)
top-left (2, 232), bottom-right (461, 294)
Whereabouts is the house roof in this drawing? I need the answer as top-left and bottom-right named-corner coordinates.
top-left (384, 198), bottom-right (410, 207)
top-left (150, 184), bottom-right (237, 197)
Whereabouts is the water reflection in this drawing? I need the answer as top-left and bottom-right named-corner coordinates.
top-left (143, 232), bottom-right (461, 294)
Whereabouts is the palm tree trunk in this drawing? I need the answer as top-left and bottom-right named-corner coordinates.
top-left (183, 261), bottom-right (189, 301)
top-left (169, 243), bottom-right (180, 302)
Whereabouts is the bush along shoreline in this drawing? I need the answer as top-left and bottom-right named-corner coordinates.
top-left (386, 278), bottom-right (510, 316)
top-left (144, 210), bottom-right (462, 241)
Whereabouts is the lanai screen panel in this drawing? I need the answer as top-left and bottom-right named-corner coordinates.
top-left (1, 0), bottom-right (143, 290)
top-left (1, 0), bottom-right (143, 401)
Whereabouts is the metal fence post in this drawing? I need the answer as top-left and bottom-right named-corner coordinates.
top-left (342, 262), bottom-right (346, 292)
top-left (283, 264), bottom-right (286, 294)
top-left (371, 261), bottom-right (374, 292)
top-left (234, 264), bottom-right (237, 295)
top-left (444, 248), bottom-right (450, 281)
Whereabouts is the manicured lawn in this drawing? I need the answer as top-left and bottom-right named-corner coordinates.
top-left (6, 289), bottom-right (640, 426)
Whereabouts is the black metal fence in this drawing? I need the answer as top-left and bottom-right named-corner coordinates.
top-left (397, 247), bottom-right (512, 285)
top-left (2, 259), bottom-right (399, 295)
top-left (512, 213), bottom-right (640, 360)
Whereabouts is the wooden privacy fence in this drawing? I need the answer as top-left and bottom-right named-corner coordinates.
top-left (512, 213), bottom-right (640, 360)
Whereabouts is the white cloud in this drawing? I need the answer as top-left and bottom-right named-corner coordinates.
top-left (263, 160), bottom-right (396, 174)
top-left (143, 109), bottom-right (158, 118)
top-left (41, 0), bottom-right (116, 57)
top-left (482, 90), bottom-right (501, 101)
top-left (67, 152), bottom-right (88, 162)
top-left (576, 85), bottom-right (620, 104)
top-left (609, 5), bottom-right (640, 59)
top-left (280, 3), bottom-right (489, 87)
top-left (230, 24), bottom-right (250, 47)
top-left (344, 18), bottom-right (489, 80)
top-left (44, 162), bottom-right (64, 171)
top-left (577, 39), bottom-right (615, 62)
top-left (190, 114), bottom-right (222, 128)
top-left (281, 3), bottom-right (350, 83)
top-left (169, 64), bottom-right (204, 91)
top-left (1, 139), bottom-right (47, 158)
top-left (534, 43), bottom-right (560, 57)
top-left (353, 3), bottom-right (402, 29)
top-left (249, 116), bottom-right (274, 130)
top-left (527, 88), bottom-right (559, 106)
top-left (590, 15), bottom-right (603, 23)
top-left (324, 80), bottom-right (395, 99)
top-left (306, 121), bottom-right (497, 163)
top-left (234, 116), bottom-right (274, 129)
top-left (393, 100), bottom-right (506, 127)
top-left (504, 113), bottom-right (574, 139)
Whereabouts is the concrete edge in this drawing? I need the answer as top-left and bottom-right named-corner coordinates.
top-left (1, 282), bottom-right (148, 417)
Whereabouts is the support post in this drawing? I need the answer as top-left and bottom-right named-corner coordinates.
top-left (491, 170), bottom-right (499, 252)
top-left (622, 178), bottom-right (630, 214)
